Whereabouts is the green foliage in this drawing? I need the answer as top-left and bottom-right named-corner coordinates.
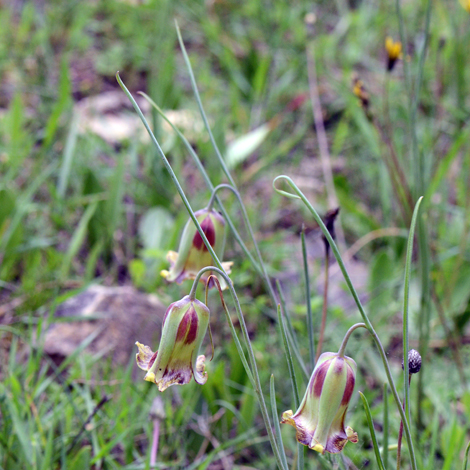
top-left (1, 0), bottom-right (470, 468)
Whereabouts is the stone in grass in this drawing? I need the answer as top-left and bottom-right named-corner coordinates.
top-left (43, 285), bottom-right (165, 366)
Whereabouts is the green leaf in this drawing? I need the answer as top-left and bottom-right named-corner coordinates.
top-left (225, 123), bottom-right (271, 169)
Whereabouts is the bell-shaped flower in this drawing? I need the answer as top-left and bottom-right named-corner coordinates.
top-left (281, 352), bottom-right (358, 454)
top-left (135, 295), bottom-right (210, 392)
top-left (161, 208), bottom-right (232, 289)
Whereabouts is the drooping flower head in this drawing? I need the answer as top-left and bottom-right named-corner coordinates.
top-left (161, 208), bottom-right (232, 289)
top-left (385, 36), bottom-right (402, 71)
top-left (135, 295), bottom-right (210, 392)
top-left (282, 352), bottom-right (358, 454)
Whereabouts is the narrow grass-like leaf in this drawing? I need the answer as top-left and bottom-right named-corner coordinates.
top-left (270, 375), bottom-right (288, 470)
top-left (383, 383), bottom-right (389, 469)
top-left (359, 392), bottom-right (386, 470)
top-left (277, 305), bottom-right (300, 409)
top-left (60, 202), bottom-right (98, 278)
top-left (277, 305), bottom-right (304, 470)
top-left (57, 113), bottom-right (79, 198)
top-left (0, 163), bottom-right (56, 256)
top-left (463, 440), bottom-right (470, 470)
top-left (4, 390), bottom-right (33, 465)
top-left (104, 154), bottom-right (125, 240)
top-left (44, 58), bottom-right (72, 147)
top-left (40, 427), bottom-right (54, 470)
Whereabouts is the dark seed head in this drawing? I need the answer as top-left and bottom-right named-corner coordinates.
top-left (402, 349), bottom-right (422, 374)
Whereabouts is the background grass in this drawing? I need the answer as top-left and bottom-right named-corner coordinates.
top-left (1, 0), bottom-right (470, 468)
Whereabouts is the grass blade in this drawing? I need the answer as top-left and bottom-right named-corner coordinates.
top-left (270, 375), bottom-right (288, 470)
top-left (359, 392), bottom-right (386, 470)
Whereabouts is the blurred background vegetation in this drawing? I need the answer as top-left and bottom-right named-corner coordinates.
top-left (1, 0), bottom-right (470, 468)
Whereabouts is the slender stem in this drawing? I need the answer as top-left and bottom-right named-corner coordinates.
top-left (116, 74), bottom-right (226, 278)
top-left (191, 266), bottom-right (287, 470)
top-left (273, 175), bottom-right (419, 470)
top-left (301, 227), bottom-right (315, 367)
top-left (463, 440), bottom-right (470, 470)
top-left (139, 93), bottom-right (279, 315)
top-left (316, 252), bottom-right (329, 360)
top-left (397, 375), bottom-right (412, 470)
top-left (383, 383), bottom-right (389, 469)
top-left (403, 197), bottom-right (423, 425)
top-left (174, 25), bottom-right (280, 309)
top-left (337, 323), bottom-right (367, 357)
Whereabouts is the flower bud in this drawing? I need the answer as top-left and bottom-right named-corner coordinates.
top-left (402, 349), bottom-right (421, 374)
top-left (161, 208), bottom-right (233, 289)
top-left (282, 352), bottom-right (358, 454)
top-left (135, 295), bottom-right (210, 392)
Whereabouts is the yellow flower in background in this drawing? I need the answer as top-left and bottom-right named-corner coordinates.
top-left (385, 36), bottom-right (402, 71)
top-left (352, 75), bottom-right (370, 110)
top-left (281, 352), bottom-right (358, 454)
top-left (459, 0), bottom-right (470, 11)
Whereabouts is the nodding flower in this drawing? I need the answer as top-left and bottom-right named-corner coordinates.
top-left (385, 36), bottom-right (402, 71)
top-left (282, 352), bottom-right (358, 454)
top-left (161, 208), bottom-right (233, 289)
top-left (135, 295), bottom-right (211, 392)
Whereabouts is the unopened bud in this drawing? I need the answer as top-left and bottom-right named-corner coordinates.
top-left (402, 349), bottom-right (421, 374)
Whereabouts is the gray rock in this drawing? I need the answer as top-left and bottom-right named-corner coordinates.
top-left (43, 285), bottom-right (166, 365)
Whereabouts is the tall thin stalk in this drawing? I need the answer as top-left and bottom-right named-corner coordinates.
top-left (273, 175), bottom-right (420, 470)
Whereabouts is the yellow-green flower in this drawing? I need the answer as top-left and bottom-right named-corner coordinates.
top-left (281, 352), bottom-right (358, 454)
top-left (136, 295), bottom-right (210, 391)
top-left (385, 36), bottom-right (402, 71)
top-left (161, 208), bottom-right (232, 289)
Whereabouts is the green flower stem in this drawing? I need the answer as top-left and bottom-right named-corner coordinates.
top-left (273, 175), bottom-right (418, 470)
top-left (138, 92), bottom-right (262, 274)
top-left (191, 266), bottom-right (287, 470)
top-left (301, 227), bottom-right (315, 368)
top-left (463, 440), bottom-right (470, 470)
top-left (174, 24), bottom-right (280, 310)
top-left (383, 383), bottom-right (389, 469)
top-left (139, 97), bottom-right (281, 319)
top-left (403, 197), bottom-right (423, 424)
top-left (117, 74), bottom-right (226, 279)
top-left (337, 323), bottom-right (367, 357)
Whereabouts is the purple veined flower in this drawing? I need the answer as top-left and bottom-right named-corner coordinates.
top-left (135, 295), bottom-right (211, 392)
top-left (160, 208), bottom-right (233, 289)
top-left (281, 352), bottom-right (358, 454)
